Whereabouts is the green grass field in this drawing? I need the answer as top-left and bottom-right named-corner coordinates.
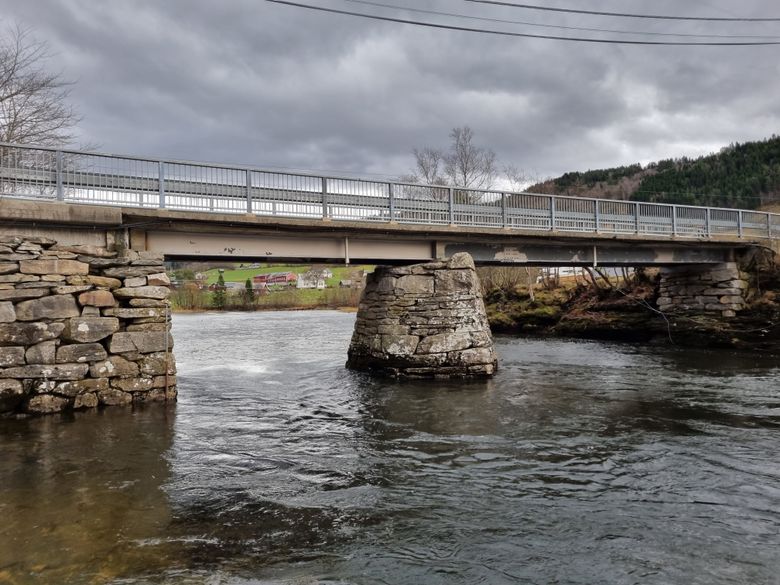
top-left (204, 264), bottom-right (373, 287)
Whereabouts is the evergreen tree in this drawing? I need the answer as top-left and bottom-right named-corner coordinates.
top-left (212, 272), bottom-right (226, 310)
top-left (242, 277), bottom-right (255, 307)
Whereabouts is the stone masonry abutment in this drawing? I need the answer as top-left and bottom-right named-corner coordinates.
top-left (346, 252), bottom-right (497, 378)
top-left (0, 236), bottom-right (176, 416)
top-left (657, 262), bottom-right (749, 318)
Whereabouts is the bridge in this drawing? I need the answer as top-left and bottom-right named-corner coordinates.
top-left (0, 143), bottom-right (777, 266)
top-left (0, 142), bottom-right (776, 412)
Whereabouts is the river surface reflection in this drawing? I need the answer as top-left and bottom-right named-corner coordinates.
top-left (1, 310), bottom-right (780, 584)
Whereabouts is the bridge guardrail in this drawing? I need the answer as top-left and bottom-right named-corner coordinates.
top-left (0, 142), bottom-right (777, 240)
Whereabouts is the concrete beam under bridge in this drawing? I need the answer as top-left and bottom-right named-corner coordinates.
top-left (0, 198), bottom-right (765, 266)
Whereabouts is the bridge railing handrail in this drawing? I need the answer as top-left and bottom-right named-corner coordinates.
top-left (0, 141), bottom-right (777, 240)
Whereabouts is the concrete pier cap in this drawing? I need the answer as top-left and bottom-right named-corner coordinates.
top-left (346, 252), bottom-right (498, 378)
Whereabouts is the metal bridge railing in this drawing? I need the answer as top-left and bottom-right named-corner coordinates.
top-left (0, 142), bottom-right (778, 240)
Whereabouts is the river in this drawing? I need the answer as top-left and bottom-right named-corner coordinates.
top-left (1, 311), bottom-right (779, 584)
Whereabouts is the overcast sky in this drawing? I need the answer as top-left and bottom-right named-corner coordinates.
top-left (3, 0), bottom-right (780, 181)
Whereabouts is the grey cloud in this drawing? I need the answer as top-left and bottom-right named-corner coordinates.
top-left (2, 0), bottom-right (779, 180)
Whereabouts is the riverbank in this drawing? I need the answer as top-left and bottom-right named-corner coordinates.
top-left (484, 265), bottom-right (780, 352)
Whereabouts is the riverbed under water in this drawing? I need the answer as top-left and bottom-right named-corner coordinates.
top-left (1, 311), bottom-right (780, 584)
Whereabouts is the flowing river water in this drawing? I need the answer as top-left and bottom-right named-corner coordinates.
top-left (1, 311), bottom-right (780, 584)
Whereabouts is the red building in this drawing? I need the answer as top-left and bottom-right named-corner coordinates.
top-left (253, 272), bottom-right (298, 286)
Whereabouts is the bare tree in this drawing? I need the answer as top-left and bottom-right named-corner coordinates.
top-left (408, 126), bottom-right (498, 190)
top-left (0, 25), bottom-right (78, 146)
top-left (411, 147), bottom-right (446, 185)
top-left (443, 126), bottom-right (497, 189)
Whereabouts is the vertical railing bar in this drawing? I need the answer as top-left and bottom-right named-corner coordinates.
top-left (550, 196), bottom-right (556, 231)
top-left (501, 192), bottom-right (507, 228)
top-left (321, 177), bottom-right (328, 219)
top-left (634, 201), bottom-right (640, 234)
top-left (767, 212), bottom-right (772, 239)
top-left (55, 150), bottom-right (64, 201)
top-left (388, 182), bottom-right (395, 222)
top-left (448, 187), bottom-right (455, 225)
top-left (245, 169), bottom-right (252, 214)
top-left (158, 160), bottom-right (165, 208)
top-left (671, 204), bottom-right (677, 236)
top-left (594, 199), bottom-right (600, 233)
top-left (706, 208), bottom-right (711, 238)
top-left (738, 210), bottom-right (743, 238)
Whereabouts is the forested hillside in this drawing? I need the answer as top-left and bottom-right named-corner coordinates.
top-left (529, 135), bottom-right (780, 209)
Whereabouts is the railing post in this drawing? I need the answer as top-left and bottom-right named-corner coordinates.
top-left (501, 192), bottom-right (507, 228)
top-left (55, 150), bottom-right (64, 201)
top-left (158, 161), bottom-right (165, 209)
top-left (594, 199), bottom-right (600, 233)
top-left (245, 169), bottom-right (252, 214)
top-left (448, 187), bottom-right (455, 225)
top-left (705, 208), bottom-right (711, 238)
top-left (321, 177), bottom-right (328, 219)
top-left (738, 210), bottom-right (743, 237)
top-left (550, 196), bottom-right (556, 231)
top-left (768, 212), bottom-right (772, 239)
top-left (388, 182), bottom-right (395, 222)
top-left (671, 205), bottom-right (677, 236)
top-left (634, 201), bottom-right (640, 234)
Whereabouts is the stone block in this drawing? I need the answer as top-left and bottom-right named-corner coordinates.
top-left (114, 286), bottom-right (171, 300)
top-left (73, 393), bottom-right (99, 409)
top-left (0, 346), bottom-right (25, 366)
top-left (97, 388), bottom-right (132, 406)
top-left (138, 352), bottom-right (176, 376)
top-left (120, 331), bottom-right (171, 353)
top-left (151, 375), bottom-right (177, 388)
top-left (90, 356), bottom-right (139, 378)
top-left (0, 274), bottom-right (38, 283)
top-left (19, 259), bottom-right (89, 275)
top-left (456, 347), bottom-right (497, 366)
top-left (0, 288), bottom-right (49, 301)
top-left (88, 275), bottom-right (123, 289)
top-left (435, 269), bottom-right (476, 294)
top-left (25, 394), bottom-right (70, 414)
top-left (56, 343), bottom-right (107, 364)
top-left (50, 243), bottom-right (117, 258)
top-left (3, 363), bottom-right (89, 380)
top-left (78, 290), bottom-right (116, 307)
top-left (0, 322), bottom-right (64, 345)
top-left (62, 317), bottom-right (120, 343)
top-left (720, 295), bottom-right (744, 304)
top-left (25, 340), bottom-right (56, 365)
top-left (447, 252), bottom-right (475, 270)
top-left (0, 262), bottom-right (18, 274)
top-left (102, 307), bottom-right (165, 319)
top-left (0, 301), bottom-right (15, 323)
top-left (81, 306), bottom-right (101, 317)
top-left (395, 275), bottom-right (434, 295)
top-left (15, 295), bottom-right (80, 321)
top-left (0, 378), bottom-right (25, 412)
top-left (111, 377), bottom-right (154, 392)
top-left (380, 334), bottom-right (419, 356)
top-left (416, 331), bottom-right (472, 354)
top-left (103, 266), bottom-right (167, 278)
top-left (146, 272), bottom-right (171, 286)
top-left (52, 285), bottom-right (93, 295)
top-left (128, 299), bottom-right (168, 308)
top-left (124, 276), bottom-right (147, 287)
top-left (55, 378), bottom-right (109, 397)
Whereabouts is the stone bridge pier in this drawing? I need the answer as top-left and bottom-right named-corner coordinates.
top-left (0, 235), bottom-right (176, 415)
top-left (346, 252), bottom-right (498, 378)
top-left (657, 262), bottom-right (750, 318)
